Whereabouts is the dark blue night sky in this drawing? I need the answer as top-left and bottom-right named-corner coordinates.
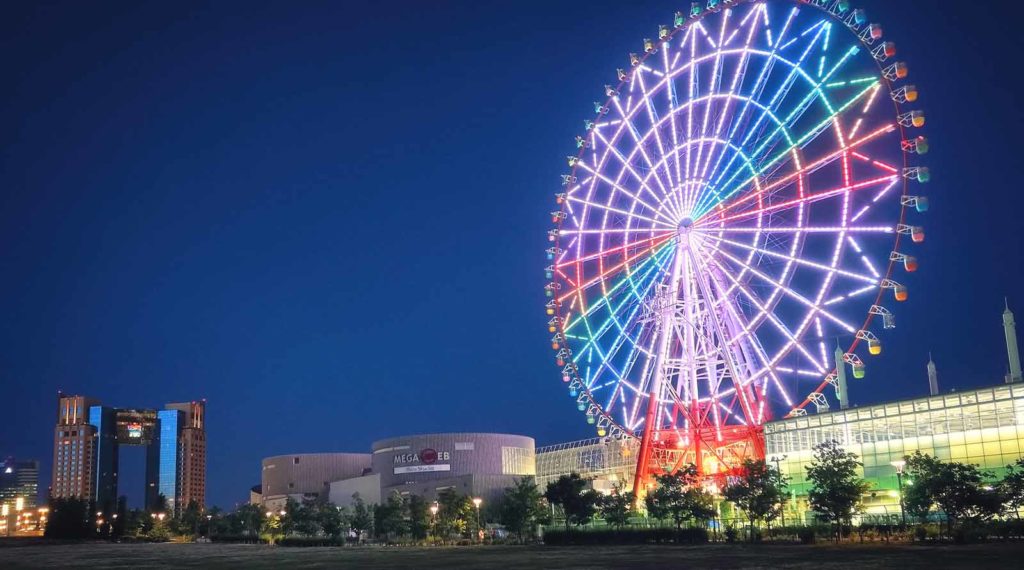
top-left (2, 1), bottom-right (1022, 508)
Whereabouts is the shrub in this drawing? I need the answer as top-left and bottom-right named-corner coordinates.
top-left (278, 536), bottom-right (346, 547)
top-left (798, 527), bottom-right (816, 544)
top-left (210, 534), bottom-right (267, 544)
top-left (724, 526), bottom-right (738, 543)
top-left (914, 526), bottom-right (928, 542)
top-left (543, 527), bottom-right (708, 546)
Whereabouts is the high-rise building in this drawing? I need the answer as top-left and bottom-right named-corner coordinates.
top-left (51, 394), bottom-right (98, 501)
top-left (166, 401), bottom-right (206, 512)
top-left (0, 458), bottom-right (39, 511)
top-left (49, 394), bottom-right (206, 515)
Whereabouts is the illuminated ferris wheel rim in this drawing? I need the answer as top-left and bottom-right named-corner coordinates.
top-left (546, 0), bottom-right (929, 446)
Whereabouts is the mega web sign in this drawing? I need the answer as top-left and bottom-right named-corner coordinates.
top-left (393, 448), bottom-right (451, 475)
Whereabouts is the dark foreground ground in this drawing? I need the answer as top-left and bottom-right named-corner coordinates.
top-left (2, 541), bottom-right (1024, 569)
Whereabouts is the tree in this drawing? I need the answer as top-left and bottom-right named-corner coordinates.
top-left (350, 493), bottom-right (373, 542)
top-left (318, 503), bottom-right (347, 539)
top-left (44, 497), bottom-right (92, 539)
top-left (904, 451), bottom-right (1003, 535)
top-left (1001, 457), bottom-right (1024, 519)
top-left (407, 495), bottom-right (430, 541)
top-left (177, 499), bottom-right (203, 538)
top-left (805, 440), bottom-right (870, 542)
top-left (287, 498), bottom-right (323, 537)
top-left (723, 459), bottom-right (788, 541)
top-left (436, 488), bottom-right (475, 542)
top-left (544, 473), bottom-right (601, 531)
top-left (374, 492), bottom-right (408, 541)
top-left (111, 496), bottom-right (128, 538)
top-left (150, 493), bottom-right (169, 516)
top-left (645, 466), bottom-right (716, 531)
top-left (232, 503), bottom-right (264, 537)
top-left (498, 476), bottom-right (550, 543)
top-left (599, 486), bottom-right (634, 530)
top-left (261, 510), bottom-right (283, 544)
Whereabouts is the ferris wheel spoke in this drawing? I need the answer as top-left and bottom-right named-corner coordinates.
top-left (565, 195), bottom-right (676, 229)
top-left (633, 66), bottom-right (677, 196)
top-left (555, 232), bottom-right (673, 268)
top-left (572, 160), bottom-right (679, 224)
top-left (590, 128), bottom-right (683, 220)
top-left (690, 16), bottom-right (762, 212)
top-left (664, 38), bottom-right (686, 217)
top-left (704, 255), bottom-right (825, 380)
top-left (700, 69), bottom-right (876, 220)
top-left (714, 247), bottom-right (856, 333)
top-left (699, 173), bottom-right (897, 227)
top-left (557, 235), bottom-right (675, 303)
top-left (694, 20), bottom-right (833, 216)
top-left (609, 97), bottom-right (679, 216)
top-left (686, 7), bottom-right (732, 209)
top-left (569, 250), bottom-right (675, 394)
top-left (695, 76), bottom-right (880, 218)
top-left (695, 5), bottom-right (798, 214)
top-left (563, 244), bottom-right (673, 334)
top-left (702, 233), bottom-right (878, 284)
top-left (699, 225), bottom-right (892, 234)
top-left (699, 124), bottom-right (898, 223)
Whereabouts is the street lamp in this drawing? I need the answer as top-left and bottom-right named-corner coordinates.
top-left (890, 460), bottom-right (907, 526)
top-left (472, 498), bottom-right (483, 541)
top-left (429, 502), bottom-right (439, 543)
top-left (769, 455), bottom-right (788, 530)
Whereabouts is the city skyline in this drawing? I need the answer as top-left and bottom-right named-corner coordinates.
top-left (2, 0), bottom-right (1023, 509)
top-left (49, 394), bottom-right (205, 513)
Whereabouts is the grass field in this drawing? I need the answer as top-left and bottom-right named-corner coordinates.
top-left (1, 541), bottom-right (1023, 569)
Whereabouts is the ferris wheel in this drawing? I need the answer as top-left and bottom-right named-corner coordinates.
top-left (544, 0), bottom-right (929, 491)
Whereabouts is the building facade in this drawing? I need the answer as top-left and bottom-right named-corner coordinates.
top-left (0, 458), bottom-right (40, 511)
top-left (50, 394), bottom-right (206, 514)
top-left (369, 433), bottom-right (536, 506)
top-left (52, 395), bottom-right (99, 501)
top-left (536, 437), bottom-right (637, 493)
top-left (261, 433), bottom-right (536, 510)
top-left (766, 381), bottom-right (1024, 522)
top-left (535, 382), bottom-right (1024, 523)
top-left (261, 453), bottom-right (372, 510)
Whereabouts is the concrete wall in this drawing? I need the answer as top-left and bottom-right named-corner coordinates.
top-left (261, 453), bottom-right (371, 504)
top-left (328, 473), bottom-right (381, 508)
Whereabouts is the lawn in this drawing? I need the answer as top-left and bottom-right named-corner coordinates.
top-left (1, 541), bottom-right (1023, 569)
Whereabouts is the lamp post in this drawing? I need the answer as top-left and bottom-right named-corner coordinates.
top-left (472, 498), bottom-right (483, 541)
top-left (430, 502), bottom-right (439, 544)
top-left (769, 455), bottom-right (788, 530)
top-left (890, 460), bottom-right (907, 526)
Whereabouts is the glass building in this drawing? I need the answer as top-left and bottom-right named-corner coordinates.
top-left (537, 382), bottom-right (1024, 523)
top-left (536, 437), bottom-right (638, 493)
top-left (766, 382), bottom-right (1024, 523)
top-left (154, 410), bottom-right (181, 512)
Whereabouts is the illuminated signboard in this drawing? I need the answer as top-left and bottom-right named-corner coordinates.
top-left (393, 448), bottom-right (451, 475)
top-left (115, 410), bottom-right (157, 445)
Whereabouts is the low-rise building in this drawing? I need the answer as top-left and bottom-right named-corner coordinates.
top-left (261, 433), bottom-right (536, 509)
